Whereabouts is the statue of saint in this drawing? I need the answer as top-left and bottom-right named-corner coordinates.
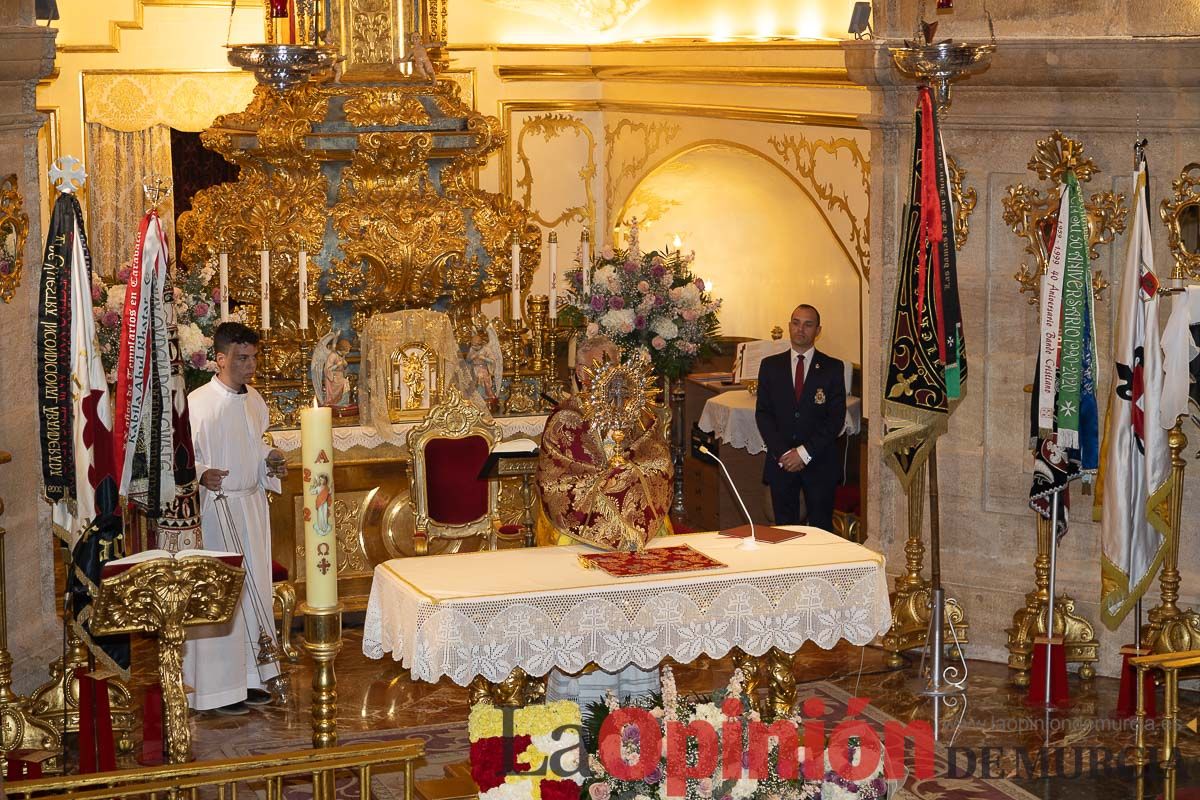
top-left (465, 316), bottom-right (502, 411)
top-left (311, 331), bottom-right (353, 408)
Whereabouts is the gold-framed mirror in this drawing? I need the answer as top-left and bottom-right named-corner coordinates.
top-left (1160, 163), bottom-right (1200, 280)
top-left (0, 174), bottom-right (29, 304)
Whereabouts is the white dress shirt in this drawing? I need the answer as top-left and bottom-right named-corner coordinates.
top-left (789, 346), bottom-right (816, 466)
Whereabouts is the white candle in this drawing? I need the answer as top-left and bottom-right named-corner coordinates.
top-left (548, 231), bottom-right (558, 320)
top-left (218, 252), bottom-right (229, 321)
top-left (298, 249), bottom-right (309, 330)
top-left (259, 249), bottom-right (271, 330)
top-left (581, 231), bottom-right (591, 294)
top-left (511, 237), bottom-right (522, 320)
top-left (300, 403), bottom-right (338, 608)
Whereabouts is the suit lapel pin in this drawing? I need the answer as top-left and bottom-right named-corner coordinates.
top-left (814, 388), bottom-right (826, 405)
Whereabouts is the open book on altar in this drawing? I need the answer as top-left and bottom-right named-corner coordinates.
top-left (102, 548), bottom-right (243, 579)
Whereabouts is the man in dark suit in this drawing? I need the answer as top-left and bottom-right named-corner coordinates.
top-left (754, 304), bottom-right (846, 530)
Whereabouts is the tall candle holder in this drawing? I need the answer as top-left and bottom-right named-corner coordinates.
top-left (526, 295), bottom-right (549, 376)
top-left (297, 328), bottom-right (316, 412)
top-left (301, 602), bottom-right (343, 748)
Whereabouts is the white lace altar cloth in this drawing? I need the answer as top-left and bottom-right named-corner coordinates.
top-left (269, 415), bottom-right (548, 452)
top-left (362, 529), bottom-right (890, 686)
top-left (698, 391), bottom-right (863, 456)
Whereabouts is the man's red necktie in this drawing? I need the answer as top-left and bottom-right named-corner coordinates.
top-left (794, 354), bottom-right (805, 403)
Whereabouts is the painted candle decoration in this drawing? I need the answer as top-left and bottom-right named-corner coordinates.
top-left (548, 231), bottom-right (558, 320)
top-left (259, 250), bottom-right (271, 330)
top-left (511, 237), bottom-right (522, 320)
top-left (300, 403), bottom-right (338, 608)
top-left (218, 252), bottom-right (229, 320)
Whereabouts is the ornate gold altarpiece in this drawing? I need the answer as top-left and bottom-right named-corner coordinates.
top-left (175, 0), bottom-right (575, 608)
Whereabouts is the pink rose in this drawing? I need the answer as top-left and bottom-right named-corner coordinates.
top-left (637, 280), bottom-right (650, 293)
top-left (173, 287), bottom-right (183, 302)
top-left (117, 267), bottom-right (131, 283)
top-left (588, 783), bottom-right (611, 800)
top-left (194, 301), bottom-right (210, 317)
top-left (92, 306), bottom-right (103, 320)
top-left (102, 311), bottom-right (120, 328)
top-left (190, 351), bottom-right (207, 369)
top-left (212, 287), bottom-right (222, 302)
top-left (698, 778), bottom-right (713, 798)
top-left (601, 246), bottom-right (615, 260)
top-left (682, 308), bottom-right (698, 321)
top-left (91, 284), bottom-right (102, 301)
top-left (623, 260), bottom-right (638, 273)
top-left (652, 336), bottom-right (667, 350)
top-left (586, 322), bottom-right (599, 336)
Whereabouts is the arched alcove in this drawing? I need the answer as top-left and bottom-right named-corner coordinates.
top-left (617, 143), bottom-right (862, 366)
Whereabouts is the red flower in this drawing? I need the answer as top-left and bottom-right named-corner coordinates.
top-left (540, 780), bottom-right (582, 800)
top-left (470, 735), bottom-right (532, 792)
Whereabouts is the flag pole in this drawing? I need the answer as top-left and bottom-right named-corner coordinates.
top-left (1045, 496), bottom-right (1060, 706)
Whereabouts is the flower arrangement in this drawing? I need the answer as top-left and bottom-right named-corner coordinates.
top-left (568, 223), bottom-right (721, 379)
top-left (92, 257), bottom-right (243, 391)
top-left (468, 700), bottom-right (585, 800)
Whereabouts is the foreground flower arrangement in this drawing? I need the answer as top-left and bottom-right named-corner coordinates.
top-left (568, 225), bottom-right (721, 379)
top-left (468, 667), bottom-right (896, 800)
top-left (92, 257), bottom-right (244, 391)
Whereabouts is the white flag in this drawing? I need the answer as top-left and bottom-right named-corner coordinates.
top-left (1097, 163), bottom-right (1170, 631)
top-left (1159, 286), bottom-right (1200, 429)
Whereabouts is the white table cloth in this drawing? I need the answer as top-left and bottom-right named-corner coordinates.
top-left (698, 391), bottom-right (862, 456)
top-left (362, 529), bottom-right (891, 686)
top-left (270, 414), bottom-right (548, 452)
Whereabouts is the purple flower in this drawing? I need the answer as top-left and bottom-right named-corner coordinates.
top-left (650, 264), bottom-right (665, 279)
top-left (623, 260), bottom-right (638, 273)
top-left (101, 311), bottom-right (120, 328)
top-left (634, 314), bottom-right (646, 329)
top-left (117, 267), bottom-right (131, 283)
top-left (212, 287), bottom-right (222, 302)
top-left (91, 284), bottom-right (102, 301)
top-left (590, 294), bottom-right (606, 312)
top-left (654, 294), bottom-right (666, 307)
top-left (694, 278), bottom-right (706, 290)
top-left (608, 296), bottom-right (625, 310)
top-left (190, 351), bottom-right (207, 369)
top-left (194, 301), bottom-right (210, 317)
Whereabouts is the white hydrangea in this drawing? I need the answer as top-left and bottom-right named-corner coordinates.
top-left (669, 283), bottom-right (702, 308)
top-left (731, 778), bottom-right (759, 799)
top-left (106, 285), bottom-right (127, 313)
top-left (176, 321), bottom-right (210, 360)
top-left (600, 308), bottom-right (636, 334)
top-left (199, 263), bottom-right (216, 286)
top-left (592, 265), bottom-right (620, 293)
top-left (651, 318), bottom-right (679, 341)
top-left (690, 701), bottom-right (722, 727)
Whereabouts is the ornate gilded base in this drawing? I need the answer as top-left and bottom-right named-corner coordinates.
top-left (1005, 592), bottom-right (1098, 686)
top-left (882, 581), bottom-right (969, 669)
top-left (29, 643), bottom-right (135, 757)
top-left (0, 696), bottom-right (62, 775)
top-left (273, 580), bottom-right (300, 662)
top-left (468, 668), bottom-right (547, 707)
top-left (731, 649), bottom-right (796, 720)
top-left (1143, 608), bottom-right (1200, 656)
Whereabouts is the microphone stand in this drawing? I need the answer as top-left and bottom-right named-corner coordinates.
top-left (700, 445), bottom-right (759, 550)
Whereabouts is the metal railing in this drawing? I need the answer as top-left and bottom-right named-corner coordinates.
top-left (7, 739), bottom-right (424, 800)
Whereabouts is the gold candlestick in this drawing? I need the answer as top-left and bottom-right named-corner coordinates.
top-left (301, 602), bottom-right (342, 749)
top-left (526, 294), bottom-right (549, 377)
top-left (0, 452), bottom-right (62, 775)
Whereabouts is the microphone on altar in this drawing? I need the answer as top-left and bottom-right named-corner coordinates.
top-left (697, 444), bottom-right (759, 551)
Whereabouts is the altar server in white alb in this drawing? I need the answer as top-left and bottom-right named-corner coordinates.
top-left (183, 321), bottom-right (286, 715)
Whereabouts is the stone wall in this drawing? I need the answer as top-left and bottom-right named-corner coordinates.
top-left (850, 6), bottom-right (1200, 678)
top-left (0, 1), bottom-right (57, 691)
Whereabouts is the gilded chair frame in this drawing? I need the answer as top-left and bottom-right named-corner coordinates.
top-left (406, 385), bottom-right (502, 555)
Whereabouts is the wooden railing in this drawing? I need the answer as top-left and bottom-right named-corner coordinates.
top-left (7, 739), bottom-right (424, 800)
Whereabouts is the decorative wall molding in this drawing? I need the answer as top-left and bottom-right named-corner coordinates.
top-left (768, 133), bottom-right (871, 278)
top-left (496, 65), bottom-right (857, 87)
top-left (604, 118), bottom-right (681, 219)
top-left (514, 113), bottom-right (597, 231)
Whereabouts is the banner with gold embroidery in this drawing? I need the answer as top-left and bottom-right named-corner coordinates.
top-left (882, 87), bottom-right (967, 486)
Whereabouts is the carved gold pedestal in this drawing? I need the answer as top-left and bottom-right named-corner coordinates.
top-left (732, 649), bottom-right (796, 720)
top-left (1142, 423), bottom-right (1200, 657)
top-left (90, 555), bottom-right (246, 763)
top-left (0, 455), bottom-right (62, 775)
top-left (302, 603), bottom-right (343, 749)
top-left (467, 668), bottom-right (547, 707)
top-left (29, 624), bottom-right (136, 760)
top-left (1005, 514), bottom-right (1098, 686)
top-left (882, 466), bottom-right (968, 669)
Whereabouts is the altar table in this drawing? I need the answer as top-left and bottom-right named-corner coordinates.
top-left (362, 529), bottom-right (891, 686)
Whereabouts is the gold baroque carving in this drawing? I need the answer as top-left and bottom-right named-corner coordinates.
top-left (604, 119), bottom-right (681, 221)
top-left (350, 0), bottom-right (395, 67)
top-left (515, 113), bottom-right (596, 230)
top-left (344, 88), bottom-right (431, 126)
top-left (0, 175), bottom-right (30, 304)
top-left (769, 133), bottom-right (871, 279)
top-left (1159, 162), bottom-right (1200, 281)
top-left (946, 155), bottom-right (976, 251)
top-left (1004, 131), bottom-right (1127, 301)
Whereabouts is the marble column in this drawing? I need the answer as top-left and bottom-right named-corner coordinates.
top-left (0, 0), bottom-right (57, 692)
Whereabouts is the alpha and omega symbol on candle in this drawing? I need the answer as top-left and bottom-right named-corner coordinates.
top-left (317, 543), bottom-right (332, 575)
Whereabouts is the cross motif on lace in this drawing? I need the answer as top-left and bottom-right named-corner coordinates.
top-left (502, 610), bottom-right (536, 659)
top-left (653, 597), bottom-right (685, 651)
top-left (578, 605), bottom-right (609, 656)
top-left (436, 615), bottom-right (464, 671)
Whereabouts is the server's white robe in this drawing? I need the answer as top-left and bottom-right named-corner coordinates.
top-left (183, 376), bottom-right (281, 710)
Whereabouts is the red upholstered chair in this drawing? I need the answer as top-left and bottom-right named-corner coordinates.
top-left (832, 484), bottom-right (863, 543)
top-left (406, 385), bottom-right (511, 555)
